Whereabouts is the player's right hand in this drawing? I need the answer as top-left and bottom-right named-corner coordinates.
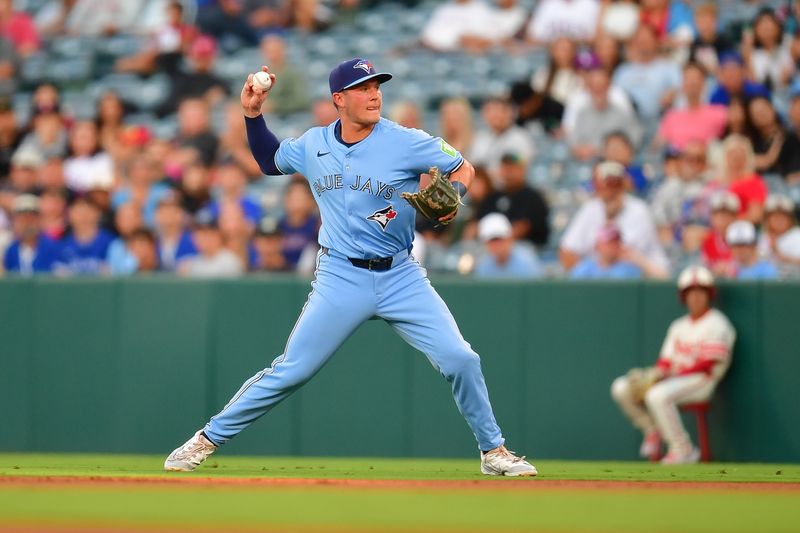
top-left (241, 66), bottom-right (276, 118)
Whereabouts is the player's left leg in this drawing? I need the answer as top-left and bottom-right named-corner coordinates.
top-left (376, 257), bottom-right (536, 477)
top-left (644, 374), bottom-right (716, 464)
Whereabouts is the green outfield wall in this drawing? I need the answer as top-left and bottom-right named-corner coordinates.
top-left (1, 277), bottom-right (798, 462)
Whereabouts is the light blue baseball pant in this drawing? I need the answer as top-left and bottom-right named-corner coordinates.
top-left (204, 249), bottom-right (504, 451)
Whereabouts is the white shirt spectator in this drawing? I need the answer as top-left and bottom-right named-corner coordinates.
top-left (758, 227), bottom-right (800, 261)
top-left (420, 0), bottom-right (494, 52)
top-left (181, 250), bottom-right (244, 277)
top-left (562, 85), bottom-right (634, 137)
top-left (750, 46), bottom-right (795, 89)
top-left (526, 0), bottom-right (599, 43)
top-left (469, 126), bottom-right (535, 181)
top-left (490, 3), bottom-right (528, 42)
top-left (63, 152), bottom-right (114, 193)
top-left (531, 68), bottom-right (582, 105)
top-left (64, 0), bottom-right (146, 36)
top-left (561, 194), bottom-right (669, 271)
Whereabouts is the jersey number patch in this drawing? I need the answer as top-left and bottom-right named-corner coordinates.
top-left (367, 205), bottom-right (398, 231)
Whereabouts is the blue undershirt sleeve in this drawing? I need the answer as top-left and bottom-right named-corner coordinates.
top-left (244, 114), bottom-right (283, 175)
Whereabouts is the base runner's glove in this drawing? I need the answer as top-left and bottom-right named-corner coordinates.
top-left (627, 366), bottom-right (665, 403)
top-left (401, 166), bottom-right (461, 224)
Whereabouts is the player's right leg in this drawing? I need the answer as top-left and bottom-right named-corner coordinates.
top-left (610, 375), bottom-right (661, 459)
top-left (644, 374), bottom-right (715, 464)
top-left (165, 252), bottom-right (374, 471)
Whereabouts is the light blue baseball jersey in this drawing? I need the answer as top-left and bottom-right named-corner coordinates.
top-left (274, 118), bottom-right (463, 259)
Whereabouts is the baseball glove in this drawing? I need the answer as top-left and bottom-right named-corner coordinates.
top-left (626, 366), bottom-right (665, 403)
top-left (401, 166), bottom-right (461, 224)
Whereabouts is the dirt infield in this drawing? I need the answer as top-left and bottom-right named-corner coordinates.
top-left (2, 475), bottom-right (799, 492)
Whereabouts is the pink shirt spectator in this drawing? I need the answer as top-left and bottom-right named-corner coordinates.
top-left (657, 105), bottom-right (728, 150)
top-left (0, 11), bottom-right (39, 54)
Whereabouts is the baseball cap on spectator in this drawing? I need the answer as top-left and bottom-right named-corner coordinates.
top-left (12, 194), bottom-right (40, 214)
top-left (709, 191), bottom-right (741, 213)
top-left (329, 58), bottom-right (392, 94)
top-left (190, 35), bottom-right (217, 58)
top-left (11, 147), bottom-right (44, 169)
top-left (719, 51), bottom-right (744, 68)
top-left (193, 207), bottom-right (216, 229)
top-left (255, 216), bottom-right (281, 237)
top-left (500, 152), bottom-right (524, 165)
top-left (157, 189), bottom-right (183, 208)
top-left (596, 160), bottom-right (627, 182)
top-left (764, 193), bottom-right (795, 214)
top-left (574, 50), bottom-right (602, 71)
top-left (478, 213), bottom-right (513, 242)
top-left (596, 222), bottom-right (622, 243)
top-left (726, 220), bottom-right (757, 246)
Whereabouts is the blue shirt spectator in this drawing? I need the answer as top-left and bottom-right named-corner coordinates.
top-left (737, 260), bottom-right (779, 280)
top-left (158, 230), bottom-right (198, 271)
top-left (708, 53), bottom-right (770, 106)
top-left (55, 197), bottom-right (114, 275)
top-left (726, 220), bottom-right (780, 280)
top-left (475, 213), bottom-right (542, 279)
top-left (2, 194), bottom-right (59, 275)
top-left (209, 197), bottom-right (262, 226)
top-left (570, 257), bottom-right (642, 279)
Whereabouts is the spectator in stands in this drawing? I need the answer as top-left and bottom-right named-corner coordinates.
top-left (701, 191), bottom-right (739, 277)
top-left (154, 190), bottom-right (197, 272)
top-left (470, 97), bottom-right (535, 183)
top-left (655, 62), bottom-right (727, 151)
top-left (34, 0), bottom-right (78, 37)
top-left (39, 187), bottom-right (68, 240)
top-left (19, 100), bottom-right (67, 160)
top-left (651, 141), bottom-right (708, 248)
top-left (126, 228), bottom-right (159, 274)
top-left (38, 156), bottom-right (66, 190)
top-left (689, 2), bottom-right (734, 74)
top-left (709, 52), bottom-right (770, 106)
top-left (613, 23), bottom-right (682, 119)
top-left (5, 147), bottom-right (42, 198)
top-left (63, 121), bottom-right (114, 193)
top-left (389, 101), bottom-right (422, 130)
top-left (742, 8), bottom-right (795, 91)
top-left (197, 0), bottom-right (258, 53)
top-left (179, 160), bottom-right (212, 214)
top-left (0, 36), bottom-right (17, 97)
top-left (174, 98), bottom-right (219, 167)
top-left (58, 0), bottom-right (145, 36)
top-left (55, 196), bottom-right (114, 276)
top-left (94, 91), bottom-right (129, 159)
top-left (279, 179), bottom-right (319, 269)
top-left (114, 1), bottom-right (195, 77)
top-left (725, 220), bottom-right (779, 279)
top-left (747, 97), bottom-right (785, 174)
top-left (209, 161), bottom-right (261, 226)
top-left (107, 202), bottom-right (143, 275)
top-left (252, 217), bottom-right (289, 272)
top-left (474, 213), bottom-right (541, 279)
top-left (217, 199), bottom-right (255, 270)
top-left (112, 156), bottom-right (170, 228)
top-left (720, 96), bottom-right (754, 140)
top-left (594, 32), bottom-right (622, 73)
top-left (475, 152), bottom-right (549, 247)
top-left (560, 161), bottom-right (668, 274)
top-left (0, 0), bottom-right (40, 56)
top-left (758, 194), bottom-right (800, 273)
top-left (597, 0), bottom-right (639, 42)
top-left (778, 83), bottom-right (800, 182)
top-left (246, 0), bottom-right (288, 36)
top-left (0, 96), bottom-right (19, 177)
top-left (717, 134), bottom-right (767, 224)
top-left (179, 208), bottom-right (243, 277)
top-left (3, 194), bottom-right (59, 275)
top-left (259, 34), bottom-right (310, 116)
top-left (219, 102), bottom-right (261, 179)
top-left (419, 0), bottom-right (494, 53)
top-left (611, 265), bottom-right (736, 464)
top-left (602, 131), bottom-right (648, 194)
top-left (157, 36), bottom-right (230, 118)
top-left (638, 0), bottom-right (695, 46)
top-left (439, 97), bottom-right (474, 155)
top-left (526, 0), bottom-right (600, 44)
top-left (569, 222), bottom-right (645, 279)
top-left (531, 37), bottom-right (581, 108)
top-left (312, 98), bottom-right (338, 128)
top-left (509, 82), bottom-right (563, 134)
top-left (567, 67), bottom-right (642, 161)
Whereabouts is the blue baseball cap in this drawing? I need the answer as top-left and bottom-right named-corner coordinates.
top-left (329, 58), bottom-right (392, 94)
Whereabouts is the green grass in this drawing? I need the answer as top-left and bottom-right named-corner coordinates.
top-left (1, 454), bottom-right (799, 532)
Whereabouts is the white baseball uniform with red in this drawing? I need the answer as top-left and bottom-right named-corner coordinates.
top-left (612, 308), bottom-right (736, 455)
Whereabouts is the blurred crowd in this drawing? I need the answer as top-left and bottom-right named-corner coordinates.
top-left (2, 0), bottom-right (800, 280)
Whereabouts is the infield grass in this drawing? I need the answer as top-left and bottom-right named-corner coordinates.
top-left (1, 454), bottom-right (799, 532)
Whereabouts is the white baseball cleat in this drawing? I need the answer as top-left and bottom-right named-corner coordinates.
top-left (164, 430), bottom-right (217, 471)
top-left (660, 446), bottom-right (700, 465)
top-left (480, 445), bottom-right (538, 477)
top-left (639, 430), bottom-right (661, 460)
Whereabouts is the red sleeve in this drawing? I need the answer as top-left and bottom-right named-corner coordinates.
top-left (656, 358), bottom-right (672, 373)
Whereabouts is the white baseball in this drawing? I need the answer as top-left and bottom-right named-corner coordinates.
top-left (253, 71), bottom-right (272, 91)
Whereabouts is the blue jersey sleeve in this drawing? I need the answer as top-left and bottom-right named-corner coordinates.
top-left (405, 129), bottom-right (464, 176)
top-left (275, 134), bottom-right (308, 176)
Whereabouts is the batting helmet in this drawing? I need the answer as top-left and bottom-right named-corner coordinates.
top-left (677, 265), bottom-right (716, 302)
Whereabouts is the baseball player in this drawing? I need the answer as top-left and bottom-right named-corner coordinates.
top-left (610, 265), bottom-right (736, 464)
top-left (164, 58), bottom-right (537, 477)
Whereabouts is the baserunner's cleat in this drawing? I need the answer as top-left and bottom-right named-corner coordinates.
top-left (164, 430), bottom-right (217, 471)
top-left (480, 444), bottom-right (538, 477)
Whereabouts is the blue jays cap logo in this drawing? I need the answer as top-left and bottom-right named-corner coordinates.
top-left (329, 58), bottom-right (393, 94)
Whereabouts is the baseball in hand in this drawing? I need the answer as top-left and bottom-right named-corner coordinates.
top-left (253, 71), bottom-right (273, 91)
